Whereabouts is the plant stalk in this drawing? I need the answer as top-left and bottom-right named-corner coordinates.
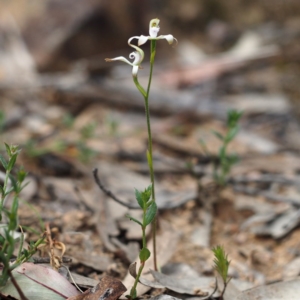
top-left (143, 39), bottom-right (157, 271)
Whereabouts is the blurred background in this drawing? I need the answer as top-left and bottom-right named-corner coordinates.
top-left (1, 0), bottom-right (300, 165)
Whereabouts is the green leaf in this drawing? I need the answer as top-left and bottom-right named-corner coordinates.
top-left (8, 175), bottom-right (18, 193)
top-left (139, 247), bottom-right (150, 262)
top-left (227, 110), bottom-right (243, 128)
top-left (144, 202), bottom-right (157, 226)
top-left (126, 214), bottom-right (143, 226)
top-left (212, 130), bottom-right (224, 141)
top-left (225, 126), bottom-right (239, 143)
top-left (7, 153), bottom-right (18, 172)
top-left (135, 186), bottom-right (152, 209)
top-left (17, 169), bottom-right (27, 183)
top-left (212, 245), bottom-right (230, 283)
top-left (135, 189), bottom-right (144, 209)
top-left (4, 143), bottom-right (11, 157)
top-left (143, 185), bottom-right (152, 203)
top-left (130, 287), bottom-right (137, 300)
top-left (0, 154), bottom-right (8, 169)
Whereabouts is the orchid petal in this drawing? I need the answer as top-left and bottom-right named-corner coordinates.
top-left (149, 19), bottom-right (160, 38)
top-left (137, 35), bottom-right (149, 46)
top-left (129, 51), bottom-right (143, 65)
top-left (132, 65), bottom-right (139, 77)
top-left (105, 56), bottom-right (133, 66)
top-left (149, 26), bottom-right (160, 38)
top-left (128, 36), bottom-right (145, 62)
top-left (157, 34), bottom-right (178, 45)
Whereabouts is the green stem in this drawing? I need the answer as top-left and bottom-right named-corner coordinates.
top-left (130, 261), bottom-right (145, 299)
top-left (144, 39), bottom-right (157, 271)
top-left (129, 210), bottom-right (147, 299)
top-left (132, 40), bottom-right (158, 271)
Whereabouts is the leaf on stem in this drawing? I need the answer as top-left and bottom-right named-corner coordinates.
top-left (144, 202), bottom-right (157, 226)
top-left (212, 130), bottom-right (224, 141)
top-left (139, 247), bottom-right (151, 262)
top-left (126, 214), bottom-right (143, 227)
top-left (0, 154), bottom-right (8, 169)
top-left (7, 153), bottom-right (18, 172)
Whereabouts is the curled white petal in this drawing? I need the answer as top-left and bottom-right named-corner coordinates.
top-left (105, 56), bottom-right (133, 66)
top-left (128, 36), bottom-right (145, 62)
top-left (129, 51), bottom-right (143, 65)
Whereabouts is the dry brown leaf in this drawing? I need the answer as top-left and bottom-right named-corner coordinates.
top-left (67, 275), bottom-right (126, 300)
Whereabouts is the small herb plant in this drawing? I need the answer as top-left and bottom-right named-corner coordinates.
top-left (212, 245), bottom-right (231, 299)
top-left (213, 110), bottom-right (243, 186)
top-left (126, 185), bottom-right (157, 299)
top-left (0, 144), bottom-right (44, 289)
top-left (105, 18), bottom-right (177, 285)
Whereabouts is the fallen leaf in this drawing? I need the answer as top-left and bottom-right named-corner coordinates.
top-left (67, 275), bottom-right (126, 300)
top-left (150, 270), bottom-right (217, 298)
top-left (234, 277), bottom-right (300, 300)
top-left (0, 262), bottom-right (80, 300)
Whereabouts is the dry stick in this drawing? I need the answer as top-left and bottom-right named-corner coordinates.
top-left (93, 168), bottom-right (198, 210)
top-left (92, 168), bottom-right (140, 209)
top-left (32, 256), bottom-right (72, 264)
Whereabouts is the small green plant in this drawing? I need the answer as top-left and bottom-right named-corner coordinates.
top-left (126, 185), bottom-right (157, 299)
top-left (105, 18), bottom-right (177, 278)
top-left (80, 121), bottom-right (97, 140)
top-left (212, 245), bottom-right (231, 299)
top-left (76, 141), bottom-right (97, 163)
top-left (213, 110), bottom-right (242, 186)
top-left (62, 112), bottom-right (75, 129)
top-left (0, 144), bottom-right (45, 290)
top-left (105, 115), bottom-right (119, 137)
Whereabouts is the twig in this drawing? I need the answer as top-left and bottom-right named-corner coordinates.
top-left (93, 168), bottom-right (198, 210)
top-left (32, 256), bottom-right (72, 264)
top-left (92, 168), bottom-right (140, 209)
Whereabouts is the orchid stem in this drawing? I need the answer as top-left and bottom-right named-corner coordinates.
top-left (145, 40), bottom-right (157, 271)
top-left (133, 40), bottom-right (158, 271)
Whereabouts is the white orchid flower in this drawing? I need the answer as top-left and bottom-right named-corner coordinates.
top-left (136, 18), bottom-right (177, 46)
top-left (105, 37), bottom-right (144, 78)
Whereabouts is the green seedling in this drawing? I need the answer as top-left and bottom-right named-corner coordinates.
top-left (0, 144), bottom-right (45, 290)
top-left (105, 115), bottom-right (119, 137)
top-left (80, 121), bottom-right (97, 140)
top-left (76, 141), bottom-right (97, 163)
top-left (126, 185), bottom-right (157, 299)
top-left (62, 112), bottom-right (75, 129)
top-left (212, 110), bottom-right (243, 186)
top-left (212, 245), bottom-right (231, 299)
top-left (105, 18), bottom-right (177, 272)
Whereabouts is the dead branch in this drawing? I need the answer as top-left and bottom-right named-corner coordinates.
top-left (92, 168), bottom-right (140, 209)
